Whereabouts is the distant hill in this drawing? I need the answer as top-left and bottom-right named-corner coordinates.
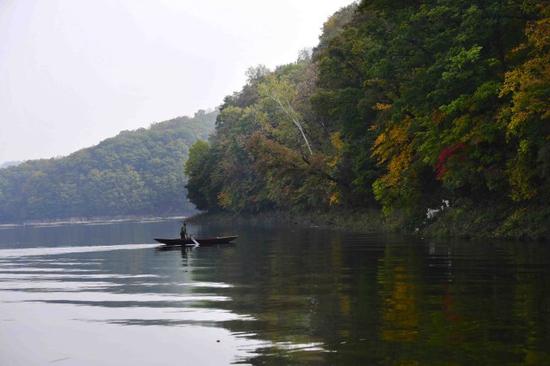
top-left (0, 110), bottom-right (217, 222)
top-left (0, 161), bottom-right (21, 170)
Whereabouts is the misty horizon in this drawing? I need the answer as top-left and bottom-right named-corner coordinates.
top-left (0, 0), bottom-right (355, 163)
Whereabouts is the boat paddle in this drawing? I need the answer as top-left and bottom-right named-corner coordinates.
top-left (190, 236), bottom-right (200, 247)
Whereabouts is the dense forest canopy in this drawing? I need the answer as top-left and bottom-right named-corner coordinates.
top-left (0, 110), bottom-right (217, 222)
top-left (186, 1), bottom-right (549, 236)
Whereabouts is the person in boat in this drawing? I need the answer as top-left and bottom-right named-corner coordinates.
top-left (180, 221), bottom-right (188, 240)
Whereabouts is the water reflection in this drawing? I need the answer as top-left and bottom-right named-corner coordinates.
top-left (0, 248), bottom-right (262, 365)
top-left (0, 221), bottom-right (549, 365)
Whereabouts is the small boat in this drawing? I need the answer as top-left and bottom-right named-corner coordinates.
top-left (154, 236), bottom-right (238, 246)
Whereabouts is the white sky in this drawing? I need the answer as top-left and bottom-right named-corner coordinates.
top-left (0, 0), bottom-right (355, 162)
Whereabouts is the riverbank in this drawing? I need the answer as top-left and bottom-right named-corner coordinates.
top-left (189, 203), bottom-right (550, 242)
top-left (188, 209), bottom-right (388, 233)
top-left (422, 201), bottom-right (550, 241)
top-left (0, 213), bottom-right (193, 227)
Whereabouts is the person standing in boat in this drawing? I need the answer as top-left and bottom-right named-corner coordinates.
top-left (180, 221), bottom-right (188, 240)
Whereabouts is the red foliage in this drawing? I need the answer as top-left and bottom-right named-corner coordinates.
top-left (435, 143), bottom-right (465, 180)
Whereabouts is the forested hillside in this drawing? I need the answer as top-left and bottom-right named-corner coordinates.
top-left (186, 1), bottom-right (550, 239)
top-left (0, 110), bottom-right (216, 222)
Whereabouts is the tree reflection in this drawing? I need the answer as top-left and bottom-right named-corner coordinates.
top-left (176, 226), bottom-right (550, 365)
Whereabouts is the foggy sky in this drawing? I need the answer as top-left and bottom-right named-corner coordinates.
top-left (0, 0), bottom-right (355, 162)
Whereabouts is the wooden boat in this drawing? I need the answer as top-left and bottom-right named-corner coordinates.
top-left (154, 236), bottom-right (238, 246)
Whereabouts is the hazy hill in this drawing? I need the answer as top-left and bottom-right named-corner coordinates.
top-left (0, 110), bottom-right (217, 222)
top-left (0, 161), bottom-right (21, 169)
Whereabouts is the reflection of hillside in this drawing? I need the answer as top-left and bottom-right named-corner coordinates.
top-left (181, 225), bottom-right (550, 365)
top-left (2, 221), bottom-right (549, 364)
top-left (182, 227), bottom-right (384, 364)
top-left (380, 264), bottom-right (419, 342)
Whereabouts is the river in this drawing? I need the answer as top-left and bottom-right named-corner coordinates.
top-left (0, 219), bottom-right (549, 365)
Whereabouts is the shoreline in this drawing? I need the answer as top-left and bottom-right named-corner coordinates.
top-left (0, 213), bottom-right (195, 228)
top-left (187, 209), bottom-right (388, 234)
top-left (188, 205), bottom-right (550, 242)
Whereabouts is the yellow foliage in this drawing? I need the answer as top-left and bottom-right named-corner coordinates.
top-left (381, 145), bottom-right (414, 188)
top-left (217, 191), bottom-right (232, 208)
top-left (374, 102), bottom-right (392, 111)
top-left (373, 118), bottom-right (412, 166)
top-left (328, 132), bottom-right (345, 169)
top-left (329, 191), bottom-right (341, 206)
top-left (431, 109), bottom-right (445, 125)
top-left (500, 15), bottom-right (550, 135)
top-left (508, 165), bottom-right (537, 201)
top-left (499, 11), bottom-right (549, 201)
top-left (374, 132), bottom-right (386, 150)
top-left (330, 131), bottom-right (345, 151)
top-left (371, 117), bottom-right (416, 206)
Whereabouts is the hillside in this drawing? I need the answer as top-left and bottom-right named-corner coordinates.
top-left (0, 110), bottom-right (217, 222)
top-left (186, 2), bottom-right (550, 240)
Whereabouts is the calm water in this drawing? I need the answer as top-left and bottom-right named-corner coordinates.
top-left (0, 219), bottom-right (549, 365)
